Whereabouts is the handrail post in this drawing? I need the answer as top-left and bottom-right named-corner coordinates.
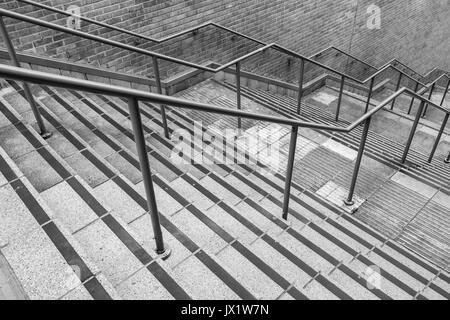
top-left (445, 151), bottom-right (450, 164)
top-left (440, 78), bottom-right (450, 106)
top-left (401, 101), bottom-right (425, 163)
top-left (152, 56), bottom-right (170, 139)
top-left (128, 97), bottom-right (170, 259)
top-left (428, 113), bottom-right (449, 163)
top-left (236, 61), bottom-right (242, 130)
top-left (422, 83), bottom-right (435, 118)
top-left (297, 58), bottom-right (305, 114)
top-left (335, 75), bottom-right (345, 121)
top-left (345, 116), bottom-right (371, 206)
top-left (364, 77), bottom-right (375, 113)
top-left (391, 72), bottom-right (402, 110)
top-left (408, 82), bottom-right (420, 115)
top-left (282, 125), bottom-right (299, 220)
top-left (0, 15), bottom-right (51, 138)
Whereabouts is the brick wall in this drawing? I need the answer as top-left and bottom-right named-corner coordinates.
top-left (1, 0), bottom-right (449, 82)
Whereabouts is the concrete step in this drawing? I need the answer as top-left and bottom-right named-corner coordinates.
top-left (0, 145), bottom-right (118, 300)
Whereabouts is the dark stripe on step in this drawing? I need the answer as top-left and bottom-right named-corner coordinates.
top-left (37, 147), bottom-right (72, 179)
top-left (83, 277), bottom-right (114, 300)
top-left (0, 154), bottom-right (19, 182)
top-left (82, 149), bottom-right (116, 179)
top-left (66, 177), bottom-right (108, 217)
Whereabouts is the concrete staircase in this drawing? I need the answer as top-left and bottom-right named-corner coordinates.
top-left (0, 77), bottom-right (449, 299)
top-left (177, 79), bottom-right (450, 272)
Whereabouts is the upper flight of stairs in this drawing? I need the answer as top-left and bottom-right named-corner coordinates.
top-left (0, 75), bottom-right (449, 299)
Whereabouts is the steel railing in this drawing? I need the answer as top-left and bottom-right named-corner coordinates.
top-left (9, 1), bottom-right (450, 126)
top-left (0, 5), bottom-right (449, 255)
top-left (1, 5), bottom-right (449, 166)
top-left (0, 61), bottom-right (448, 256)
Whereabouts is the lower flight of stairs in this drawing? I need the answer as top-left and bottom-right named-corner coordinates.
top-left (0, 79), bottom-right (449, 299)
top-left (176, 79), bottom-right (450, 272)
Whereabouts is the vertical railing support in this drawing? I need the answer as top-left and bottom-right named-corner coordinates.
top-left (364, 77), bottom-right (375, 114)
top-left (428, 113), bottom-right (449, 163)
top-left (440, 79), bottom-right (450, 107)
top-left (408, 82), bottom-right (420, 115)
top-left (422, 83), bottom-right (435, 118)
top-left (335, 75), bottom-right (345, 121)
top-left (344, 116), bottom-right (371, 207)
top-left (401, 101), bottom-right (425, 163)
top-left (236, 61), bottom-right (242, 130)
top-left (152, 56), bottom-right (170, 139)
top-left (297, 58), bottom-right (305, 115)
top-left (128, 97), bottom-right (170, 259)
top-left (444, 151), bottom-right (450, 164)
top-left (282, 125), bottom-right (299, 220)
top-left (0, 15), bottom-right (51, 138)
top-left (391, 73), bottom-right (402, 110)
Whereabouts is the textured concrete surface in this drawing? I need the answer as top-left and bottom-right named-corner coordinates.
top-left (2, 227), bottom-right (80, 300)
top-left (14, 150), bottom-right (63, 193)
top-left (128, 213), bottom-right (192, 269)
top-left (115, 266), bottom-right (174, 300)
top-left (93, 180), bottom-right (145, 223)
top-left (0, 125), bottom-right (35, 160)
top-left (216, 245), bottom-right (284, 300)
top-left (41, 181), bottom-right (100, 233)
top-left (65, 152), bottom-right (109, 188)
top-left (171, 209), bottom-right (229, 255)
top-left (171, 255), bottom-right (239, 300)
top-left (0, 252), bottom-right (28, 300)
top-left (0, 184), bottom-right (42, 244)
top-left (135, 181), bottom-right (183, 216)
top-left (322, 139), bottom-right (358, 161)
top-left (391, 172), bottom-right (438, 199)
top-left (73, 219), bottom-right (143, 285)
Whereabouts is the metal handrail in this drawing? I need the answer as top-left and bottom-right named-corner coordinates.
top-left (1, 5), bottom-right (448, 228)
top-left (0, 62), bottom-right (448, 248)
top-left (10, 1), bottom-right (450, 118)
top-left (2, 4), bottom-right (448, 159)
